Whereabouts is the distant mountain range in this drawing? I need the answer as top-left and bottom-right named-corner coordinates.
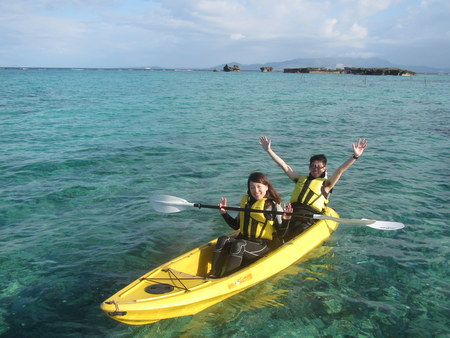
top-left (209, 57), bottom-right (450, 74)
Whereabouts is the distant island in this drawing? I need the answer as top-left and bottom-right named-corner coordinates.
top-left (211, 57), bottom-right (449, 74)
top-left (283, 67), bottom-right (416, 76)
top-left (214, 63), bottom-right (415, 76)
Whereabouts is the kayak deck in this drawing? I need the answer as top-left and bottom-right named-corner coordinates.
top-left (101, 207), bottom-right (339, 325)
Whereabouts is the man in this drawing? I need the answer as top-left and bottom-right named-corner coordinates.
top-left (259, 136), bottom-right (367, 237)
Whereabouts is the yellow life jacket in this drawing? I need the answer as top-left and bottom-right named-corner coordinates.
top-left (239, 196), bottom-right (276, 241)
top-left (290, 176), bottom-right (328, 213)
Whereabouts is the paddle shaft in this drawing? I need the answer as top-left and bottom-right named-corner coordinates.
top-left (194, 203), bottom-right (294, 216)
top-left (151, 195), bottom-right (405, 230)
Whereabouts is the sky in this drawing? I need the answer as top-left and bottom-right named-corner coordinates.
top-left (0, 0), bottom-right (449, 69)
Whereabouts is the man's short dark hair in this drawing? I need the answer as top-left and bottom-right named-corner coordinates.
top-left (309, 154), bottom-right (327, 165)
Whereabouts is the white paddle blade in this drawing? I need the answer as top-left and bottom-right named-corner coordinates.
top-left (364, 220), bottom-right (405, 231)
top-left (313, 214), bottom-right (405, 230)
top-left (150, 195), bottom-right (195, 213)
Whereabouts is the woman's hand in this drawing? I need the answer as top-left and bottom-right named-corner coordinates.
top-left (259, 135), bottom-right (272, 152)
top-left (282, 203), bottom-right (293, 220)
top-left (218, 197), bottom-right (228, 215)
top-left (352, 138), bottom-right (367, 158)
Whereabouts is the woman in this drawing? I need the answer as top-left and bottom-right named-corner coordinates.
top-left (259, 135), bottom-right (367, 237)
top-left (209, 172), bottom-right (292, 278)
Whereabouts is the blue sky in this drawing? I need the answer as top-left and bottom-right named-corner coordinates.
top-left (1, 0), bottom-right (449, 69)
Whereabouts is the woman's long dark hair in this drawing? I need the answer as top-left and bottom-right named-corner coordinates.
top-left (247, 172), bottom-right (282, 204)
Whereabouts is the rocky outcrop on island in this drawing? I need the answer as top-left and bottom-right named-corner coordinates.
top-left (284, 67), bottom-right (330, 74)
top-left (223, 64), bottom-right (241, 72)
top-left (343, 67), bottom-right (415, 76)
top-left (260, 67), bottom-right (273, 72)
top-left (283, 67), bottom-right (415, 76)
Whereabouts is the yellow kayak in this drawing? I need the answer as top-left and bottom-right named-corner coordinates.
top-left (100, 206), bottom-right (339, 325)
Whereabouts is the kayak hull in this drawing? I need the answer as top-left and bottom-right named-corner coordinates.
top-left (100, 207), bottom-right (339, 325)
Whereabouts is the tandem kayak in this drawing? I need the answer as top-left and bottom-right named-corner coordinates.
top-left (100, 206), bottom-right (339, 325)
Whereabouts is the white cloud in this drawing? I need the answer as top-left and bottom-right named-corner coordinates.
top-left (350, 23), bottom-right (369, 40)
top-left (230, 33), bottom-right (245, 40)
top-left (352, 0), bottom-right (404, 16)
top-left (321, 18), bottom-right (368, 48)
top-left (322, 18), bottom-right (339, 38)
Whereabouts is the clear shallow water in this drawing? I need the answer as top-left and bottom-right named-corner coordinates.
top-left (0, 69), bottom-right (449, 337)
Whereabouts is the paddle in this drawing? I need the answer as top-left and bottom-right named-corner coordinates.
top-left (150, 195), bottom-right (405, 231)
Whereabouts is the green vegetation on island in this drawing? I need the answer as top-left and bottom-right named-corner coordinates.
top-left (283, 67), bottom-right (416, 76)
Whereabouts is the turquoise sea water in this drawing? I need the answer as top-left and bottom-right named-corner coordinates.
top-left (0, 69), bottom-right (449, 337)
